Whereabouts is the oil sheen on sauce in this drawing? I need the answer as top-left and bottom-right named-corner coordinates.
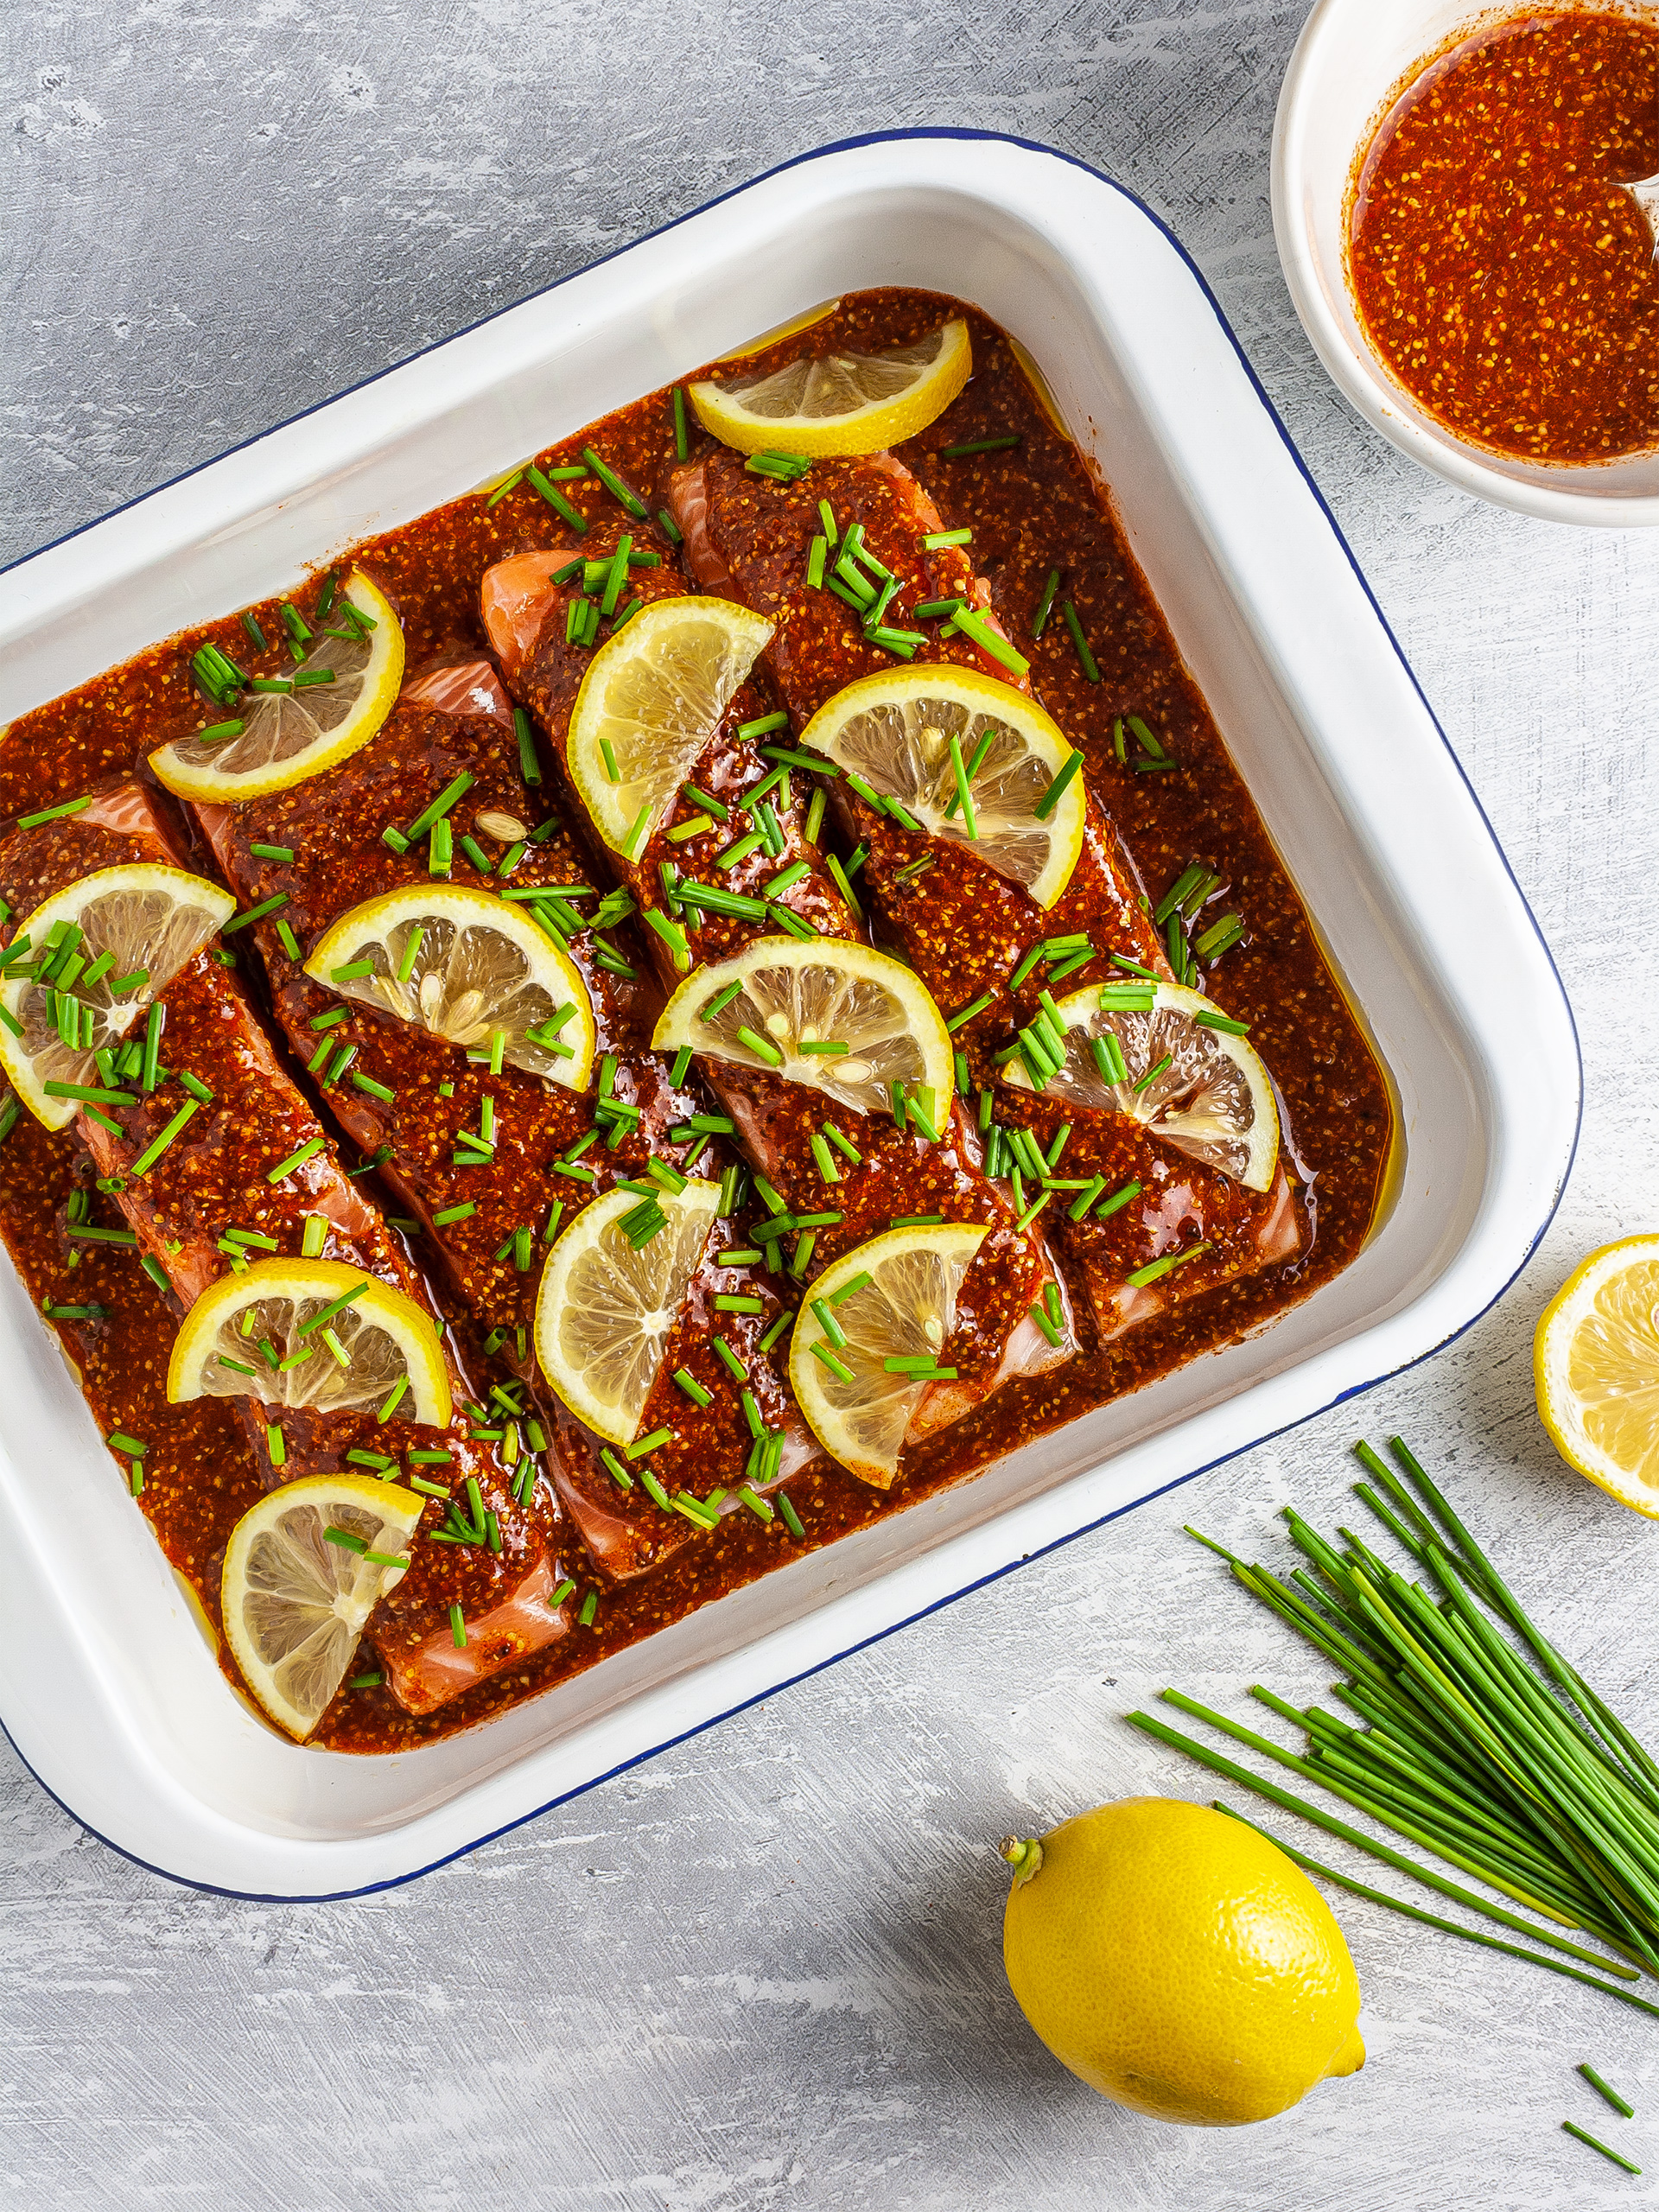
top-left (0, 289), bottom-right (1393, 1752)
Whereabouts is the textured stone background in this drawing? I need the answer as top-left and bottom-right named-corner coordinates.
top-left (7, 2), bottom-right (1659, 2205)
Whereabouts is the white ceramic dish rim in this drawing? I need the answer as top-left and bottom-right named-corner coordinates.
top-left (0, 130), bottom-right (1581, 1898)
top-left (1273, 0), bottom-right (1659, 527)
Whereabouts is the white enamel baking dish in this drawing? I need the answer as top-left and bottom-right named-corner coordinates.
top-left (0, 132), bottom-right (1580, 1898)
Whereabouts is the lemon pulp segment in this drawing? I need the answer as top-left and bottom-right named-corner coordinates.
top-left (168, 1257), bottom-right (452, 1427)
top-left (567, 597), bottom-right (774, 855)
top-left (788, 1223), bottom-right (988, 1486)
top-left (149, 572), bottom-right (404, 803)
top-left (1535, 1236), bottom-right (1659, 1513)
top-left (533, 1179), bottom-right (721, 1446)
top-left (690, 320), bottom-right (971, 456)
top-left (652, 936), bottom-right (954, 1123)
top-left (302, 882), bottom-right (596, 1091)
top-left (221, 1473), bottom-right (425, 1739)
top-left (0, 864), bottom-right (237, 1130)
top-left (1001, 977), bottom-right (1279, 1192)
top-left (799, 665), bottom-right (1087, 910)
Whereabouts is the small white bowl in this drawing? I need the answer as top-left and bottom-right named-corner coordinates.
top-left (1273, 0), bottom-right (1659, 526)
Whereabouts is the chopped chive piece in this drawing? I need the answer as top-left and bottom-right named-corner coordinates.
top-left (737, 711), bottom-right (789, 741)
top-left (779, 1493), bottom-right (805, 1539)
top-left (581, 447), bottom-right (648, 518)
top-left (1031, 568), bottom-right (1061, 639)
top-left (140, 1002), bottom-right (165, 1093)
top-left (1096, 1179), bottom-right (1141, 1221)
top-left (526, 466), bottom-right (587, 531)
top-left (715, 1293), bottom-right (764, 1313)
top-left (712, 1336), bottom-right (747, 1381)
top-left (1033, 749), bottom-right (1084, 822)
top-left (671, 385), bottom-right (689, 461)
top-left (810, 1338), bottom-right (855, 1383)
top-left (1008, 943), bottom-right (1045, 993)
top-left (1579, 2064), bottom-right (1636, 2119)
top-left (757, 1306), bottom-right (793, 1352)
top-left (17, 794), bottom-right (95, 831)
top-left (940, 434), bottom-right (1021, 457)
top-left (130, 1099), bottom-right (200, 1179)
top-left (674, 1367), bottom-right (713, 1408)
top-left (1059, 601), bottom-right (1100, 682)
top-left (223, 892), bottom-right (289, 935)
top-left (1561, 2123), bottom-right (1641, 2177)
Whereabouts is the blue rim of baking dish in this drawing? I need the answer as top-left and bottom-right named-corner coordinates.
top-left (0, 129), bottom-right (1583, 1899)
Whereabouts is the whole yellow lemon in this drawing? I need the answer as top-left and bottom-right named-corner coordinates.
top-left (1001, 1797), bottom-right (1364, 2126)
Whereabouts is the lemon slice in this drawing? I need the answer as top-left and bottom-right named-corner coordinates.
top-left (652, 936), bottom-right (954, 1122)
top-left (788, 1223), bottom-right (988, 1487)
top-left (221, 1473), bottom-right (425, 1739)
top-left (1001, 979), bottom-right (1279, 1192)
top-left (0, 863), bottom-right (237, 1130)
top-left (1535, 1236), bottom-right (1659, 1515)
top-left (567, 596), bottom-right (774, 856)
top-left (168, 1257), bottom-right (453, 1427)
top-left (149, 572), bottom-right (404, 803)
top-left (800, 666), bottom-right (1087, 910)
top-left (690, 319), bottom-right (972, 457)
top-left (302, 883), bottom-right (596, 1091)
top-left (533, 1179), bottom-right (721, 1446)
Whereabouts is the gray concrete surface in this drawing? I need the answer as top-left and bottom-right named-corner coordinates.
top-left (6, 2), bottom-right (1659, 2205)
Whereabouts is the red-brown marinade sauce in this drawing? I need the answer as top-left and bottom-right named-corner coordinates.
top-left (1349, 9), bottom-right (1659, 462)
top-left (0, 289), bottom-right (1392, 1752)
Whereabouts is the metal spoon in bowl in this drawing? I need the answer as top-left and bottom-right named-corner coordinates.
top-left (1623, 172), bottom-right (1659, 246)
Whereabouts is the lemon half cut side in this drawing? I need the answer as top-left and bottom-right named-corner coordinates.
top-left (788, 1222), bottom-right (988, 1487)
top-left (567, 597), bottom-right (774, 857)
top-left (149, 572), bottom-right (404, 804)
top-left (0, 864), bottom-right (237, 1130)
top-left (532, 1179), bottom-right (721, 1447)
top-left (690, 320), bottom-right (972, 457)
top-left (799, 665), bottom-right (1088, 911)
top-left (221, 1473), bottom-right (426, 1740)
top-left (1001, 978), bottom-right (1279, 1192)
top-left (652, 936), bottom-right (954, 1122)
top-left (168, 1257), bottom-right (453, 1428)
top-left (302, 882), bottom-right (597, 1091)
top-left (1535, 1236), bottom-right (1659, 1515)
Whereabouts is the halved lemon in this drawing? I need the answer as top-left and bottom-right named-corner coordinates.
top-left (1535, 1236), bottom-right (1659, 1515)
top-left (0, 864), bottom-right (236, 1130)
top-left (690, 320), bottom-right (972, 457)
top-left (1001, 978), bottom-right (1278, 1192)
top-left (652, 937), bottom-right (954, 1122)
top-left (800, 666), bottom-right (1086, 910)
top-left (789, 1223), bottom-right (988, 1487)
top-left (567, 596), bottom-right (774, 855)
top-left (302, 883), bottom-right (596, 1091)
top-left (149, 572), bottom-right (404, 803)
top-left (168, 1257), bottom-right (453, 1427)
top-left (533, 1179), bottom-right (721, 1446)
top-left (221, 1472), bottom-right (425, 1740)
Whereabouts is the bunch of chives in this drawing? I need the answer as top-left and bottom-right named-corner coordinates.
top-left (1130, 1434), bottom-right (1659, 1995)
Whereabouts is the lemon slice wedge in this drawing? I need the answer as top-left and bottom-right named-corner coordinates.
top-left (0, 863), bottom-right (236, 1130)
top-left (533, 1178), bottom-right (721, 1446)
top-left (652, 936), bottom-right (954, 1122)
top-left (1001, 978), bottom-right (1279, 1192)
top-left (168, 1256), bottom-right (453, 1427)
top-left (800, 665), bottom-right (1087, 910)
top-left (690, 320), bottom-right (972, 457)
top-left (149, 572), bottom-right (405, 803)
top-left (302, 882), bottom-right (596, 1091)
top-left (567, 596), bottom-right (774, 856)
top-left (221, 1472), bottom-right (425, 1739)
top-left (1535, 1236), bottom-right (1659, 1516)
top-left (788, 1223), bottom-right (988, 1487)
